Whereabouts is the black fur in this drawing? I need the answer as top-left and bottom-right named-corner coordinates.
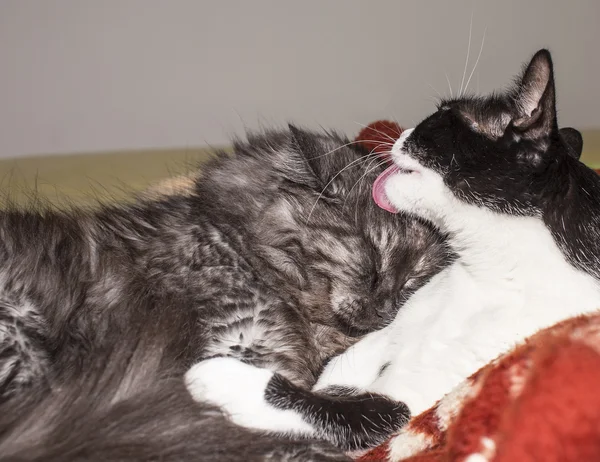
top-left (265, 375), bottom-right (409, 451)
top-left (0, 127), bottom-right (451, 460)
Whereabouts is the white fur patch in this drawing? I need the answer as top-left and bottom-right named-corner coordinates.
top-left (185, 357), bottom-right (315, 435)
top-left (314, 323), bottom-right (393, 391)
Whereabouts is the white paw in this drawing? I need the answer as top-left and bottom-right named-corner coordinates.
top-left (313, 351), bottom-right (366, 391)
top-left (185, 357), bottom-right (314, 435)
top-left (314, 328), bottom-right (391, 392)
top-left (185, 356), bottom-right (272, 408)
top-left (384, 165), bottom-right (449, 226)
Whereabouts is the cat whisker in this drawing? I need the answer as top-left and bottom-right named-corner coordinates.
top-left (357, 159), bottom-right (390, 191)
top-left (459, 11), bottom-right (474, 97)
top-left (344, 148), bottom-right (389, 210)
top-left (353, 159), bottom-right (390, 223)
top-left (444, 70), bottom-right (454, 99)
top-left (428, 84), bottom-right (443, 100)
top-left (463, 27), bottom-right (487, 96)
top-left (343, 156), bottom-right (387, 210)
top-left (426, 96), bottom-right (439, 105)
top-left (307, 139), bottom-right (373, 161)
top-left (305, 155), bottom-right (377, 225)
top-left (353, 122), bottom-right (399, 144)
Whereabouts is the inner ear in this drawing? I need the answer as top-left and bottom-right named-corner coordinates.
top-left (559, 127), bottom-right (583, 159)
top-left (511, 49), bottom-right (557, 136)
top-left (458, 110), bottom-right (480, 132)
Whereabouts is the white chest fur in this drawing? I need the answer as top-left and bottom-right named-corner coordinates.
top-left (315, 209), bottom-right (600, 415)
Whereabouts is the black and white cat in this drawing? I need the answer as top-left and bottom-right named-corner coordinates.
top-left (186, 49), bottom-right (600, 447)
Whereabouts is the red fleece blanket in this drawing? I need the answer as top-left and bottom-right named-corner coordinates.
top-left (353, 122), bottom-right (600, 462)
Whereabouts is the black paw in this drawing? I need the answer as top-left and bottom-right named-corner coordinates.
top-left (317, 389), bottom-right (410, 450)
top-left (266, 374), bottom-right (410, 451)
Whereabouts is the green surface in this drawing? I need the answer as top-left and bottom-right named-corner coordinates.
top-left (0, 147), bottom-right (216, 207)
top-left (0, 130), bottom-right (599, 208)
top-left (582, 130), bottom-right (600, 169)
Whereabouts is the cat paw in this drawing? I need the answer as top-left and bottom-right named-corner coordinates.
top-left (184, 357), bottom-right (314, 435)
top-left (314, 329), bottom-right (392, 391)
top-left (185, 356), bottom-right (270, 406)
top-left (266, 373), bottom-right (410, 451)
top-left (315, 388), bottom-right (411, 450)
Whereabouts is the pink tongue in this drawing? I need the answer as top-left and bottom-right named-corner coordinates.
top-left (372, 165), bottom-right (400, 214)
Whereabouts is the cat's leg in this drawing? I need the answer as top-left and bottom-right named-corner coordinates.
top-left (201, 294), bottom-right (328, 389)
top-left (185, 357), bottom-right (409, 451)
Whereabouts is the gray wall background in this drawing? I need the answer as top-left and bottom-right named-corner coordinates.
top-left (0, 0), bottom-right (598, 158)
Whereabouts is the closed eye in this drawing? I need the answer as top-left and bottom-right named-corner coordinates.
top-left (370, 272), bottom-right (380, 290)
top-left (402, 277), bottom-right (419, 291)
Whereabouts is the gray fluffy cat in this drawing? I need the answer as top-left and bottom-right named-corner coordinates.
top-left (0, 126), bottom-right (451, 461)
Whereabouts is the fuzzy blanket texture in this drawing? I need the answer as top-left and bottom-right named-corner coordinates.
top-left (354, 121), bottom-right (600, 462)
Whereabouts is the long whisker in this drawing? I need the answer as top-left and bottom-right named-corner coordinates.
top-left (428, 84), bottom-right (442, 100)
top-left (354, 159), bottom-right (390, 223)
top-left (463, 27), bottom-right (487, 96)
top-left (345, 163), bottom-right (381, 212)
top-left (459, 10), bottom-right (474, 97)
top-left (307, 139), bottom-right (374, 161)
top-left (425, 96), bottom-right (439, 105)
top-left (305, 154), bottom-right (378, 225)
top-left (362, 158), bottom-right (391, 180)
top-left (343, 146), bottom-right (390, 209)
top-left (353, 121), bottom-right (399, 144)
top-left (391, 114), bottom-right (406, 131)
top-left (353, 124), bottom-right (398, 145)
top-left (444, 70), bottom-right (454, 99)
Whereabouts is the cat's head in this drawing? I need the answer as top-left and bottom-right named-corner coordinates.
top-left (218, 126), bottom-right (451, 336)
top-left (373, 49), bottom-right (584, 226)
top-left (288, 128), bottom-right (452, 336)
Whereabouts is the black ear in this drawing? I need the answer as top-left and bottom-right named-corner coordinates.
top-left (511, 49), bottom-right (558, 139)
top-left (289, 124), bottom-right (319, 159)
top-left (559, 127), bottom-right (583, 159)
top-left (288, 124), bottom-right (330, 187)
top-left (288, 124), bottom-right (353, 197)
top-left (271, 124), bottom-right (320, 189)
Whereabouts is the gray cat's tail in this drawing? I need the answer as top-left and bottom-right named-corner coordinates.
top-left (0, 302), bottom-right (347, 462)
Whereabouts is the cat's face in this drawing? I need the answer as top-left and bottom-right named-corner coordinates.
top-left (324, 212), bottom-right (451, 336)
top-left (373, 50), bottom-right (584, 225)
